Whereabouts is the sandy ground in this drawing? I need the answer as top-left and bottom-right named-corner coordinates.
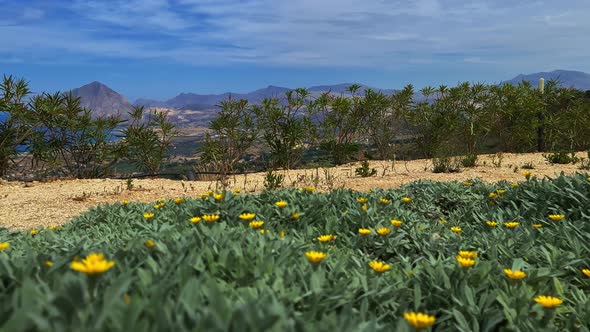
top-left (1, 152), bottom-right (587, 231)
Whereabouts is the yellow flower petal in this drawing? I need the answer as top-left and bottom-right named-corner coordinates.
top-left (404, 312), bottom-right (436, 329)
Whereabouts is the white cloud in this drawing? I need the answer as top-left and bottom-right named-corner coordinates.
top-left (0, 0), bottom-right (589, 72)
top-left (72, 0), bottom-right (193, 31)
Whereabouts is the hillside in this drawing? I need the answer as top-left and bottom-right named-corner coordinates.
top-left (70, 81), bottom-right (133, 118)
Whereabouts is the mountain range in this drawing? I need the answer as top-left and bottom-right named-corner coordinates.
top-left (67, 69), bottom-right (590, 126)
top-left (503, 70), bottom-right (590, 90)
top-left (134, 83), bottom-right (396, 110)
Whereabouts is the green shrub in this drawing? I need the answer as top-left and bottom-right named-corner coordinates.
top-left (0, 75), bottom-right (32, 177)
top-left (252, 89), bottom-right (313, 169)
top-left (198, 98), bottom-right (257, 177)
top-left (355, 160), bottom-right (377, 177)
top-left (121, 106), bottom-right (177, 176)
top-left (461, 154), bottom-right (478, 167)
top-left (543, 151), bottom-right (579, 164)
top-left (263, 169), bottom-right (284, 191)
top-left (432, 156), bottom-right (462, 173)
top-left (310, 84), bottom-right (370, 165)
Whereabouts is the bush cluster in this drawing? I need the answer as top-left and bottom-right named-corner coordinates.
top-left (202, 81), bottom-right (590, 175)
top-left (0, 75), bottom-right (176, 179)
top-left (4, 74), bottom-right (590, 180)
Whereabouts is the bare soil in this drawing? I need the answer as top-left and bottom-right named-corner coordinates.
top-left (1, 152), bottom-right (587, 231)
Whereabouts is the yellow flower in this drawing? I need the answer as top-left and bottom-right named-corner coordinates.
top-left (144, 212), bottom-right (154, 220)
top-left (154, 204), bottom-right (163, 209)
top-left (361, 204), bottom-right (368, 212)
top-left (249, 221), bottom-right (265, 229)
top-left (458, 251), bottom-right (477, 259)
top-left (259, 229), bottom-right (269, 234)
top-left (533, 223), bottom-right (542, 229)
top-left (190, 216), bottom-right (202, 224)
top-left (368, 261), bottom-right (391, 273)
top-left (402, 197), bottom-right (412, 203)
top-left (456, 256), bottom-right (475, 268)
top-left (305, 186), bottom-right (315, 193)
top-left (145, 240), bottom-right (156, 248)
top-left (292, 213), bottom-right (300, 220)
top-left (0, 242), bottom-right (9, 251)
top-left (486, 221), bottom-right (498, 227)
top-left (450, 227), bottom-right (462, 234)
top-left (121, 200), bottom-right (129, 206)
top-left (317, 234), bottom-right (337, 243)
top-left (404, 312), bottom-right (436, 330)
top-left (418, 225), bottom-right (425, 231)
top-left (534, 295), bottom-right (563, 308)
top-left (70, 253), bottom-right (115, 275)
top-left (214, 193), bottom-right (224, 201)
top-left (581, 269), bottom-right (590, 278)
top-left (157, 198), bottom-right (166, 203)
top-left (463, 181), bottom-right (473, 186)
top-left (358, 228), bottom-right (371, 235)
top-left (199, 193), bottom-right (209, 199)
top-left (438, 218), bottom-right (447, 224)
top-left (49, 225), bottom-right (58, 231)
top-left (207, 190), bottom-right (214, 196)
top-left (379, 198), bottom-right (390, 204)
top-left (390, 219), bottom-right (403, 227)
top-left (275, 201), bottom-right (288, 208)
top-left (376, 227), bottom-right (391, 236)
top-left (548, 214), bottom-right (565, 221)
top-left (238, 212), bottom-right (256, 221)
top-left (202, 214), bottom-right (220, 223)
top-left (29, 229), bottom-right (38, 235)
top-left (44, 261), bottom-right (53, 267)
top-left (488, 192), bottom-right (498, 199)
top-left (280, 230), bottom-right (285, 238)
top-left (234, 189), bottom-right (241, 195)
top-left (511, 183), bottom-right (519, 188)
top-left (357, 197), bottom-right (368, 204)
top-left (174, 198), bottom-right (184, 204)
top-left (496, 189), bottom-right (506, 195)
top-left (504, 269), bottom-right (526, 280)
top-left (522, 170), bottom-right (532, 176)
top-left (305, 251), bottom-right (326, 264)
top-left (504, 222), bottom-right (519, 229)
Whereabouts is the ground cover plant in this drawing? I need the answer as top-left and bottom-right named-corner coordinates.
top-left (1, 173), bottom-right (590, 331)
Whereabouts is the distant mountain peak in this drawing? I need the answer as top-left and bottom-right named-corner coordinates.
top-left (70, 81), bottom-right (132, 118)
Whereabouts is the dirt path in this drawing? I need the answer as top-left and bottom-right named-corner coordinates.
top-left (1, 152), bottom-right (587, 230)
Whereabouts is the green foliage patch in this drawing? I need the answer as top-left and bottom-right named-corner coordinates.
top-left (1, 174), bottom-right (590, 331)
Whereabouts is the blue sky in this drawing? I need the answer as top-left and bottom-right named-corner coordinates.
top-left (1, 0), bottom-right (589, 101)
